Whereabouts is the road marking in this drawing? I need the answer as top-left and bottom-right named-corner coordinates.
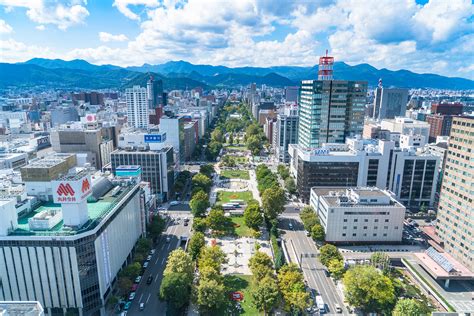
top-left (146, 293), bottom-right (151, 304)
top-left (154, 274), bottom-right (160, 283)
top-left (161, 257), bottom-right (166, 265)
top-left (155, 256), bottom-right (160, 265)
top-left (138, 294), bottom-right (143, 303)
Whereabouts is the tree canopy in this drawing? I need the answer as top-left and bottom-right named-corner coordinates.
top-left (244, 203), bottom-right (263, 230)
top-left (190, 190), bottom-right (209, 217)
top-left (262, 186), bottom-right (286, 220)
top-left (319, 244), bottom-right (343, 267)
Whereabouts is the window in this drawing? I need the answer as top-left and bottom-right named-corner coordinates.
top-left (384, 226), bottom-right (388, 229)
top-left (364, 219), bottom-right (368, 222)
top-left (342, 233), bottom-right (346, 237)
top-left (343, 219), bottom-right (348, 222)
top-left (363, 226), bottom-right (368, 229)
top-left (395, 226), bottom-right (399, 230)
top-left (385, 219), bottom-right (389, 222)
top-left (343, 226), bottom-right (347, 229)
top-left (373, 233), bottom-right (377, 237)
top-left (352, 233), bottom-right (357, 237)
top-left (363, 233), bottom-right (367, 237)
top-left (353, 226), bottom-right (357, 229)
top-left (374, 226), bottom-right (378, 229)
top-left (375, 219), bottom-right (379, 222)
top-left (354, 219), bottom-right (358, 222)
top-left (383, 233), bottom-right (387, 237)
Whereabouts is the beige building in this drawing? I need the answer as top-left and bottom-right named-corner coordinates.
top-left (436, 116), bottom-right (473, 272)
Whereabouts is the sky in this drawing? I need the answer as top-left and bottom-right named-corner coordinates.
top-left (0, 0), bottom-right (472, 79)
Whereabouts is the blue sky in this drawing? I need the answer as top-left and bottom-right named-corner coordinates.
top-left (0, 0), bottom-right (472, 79)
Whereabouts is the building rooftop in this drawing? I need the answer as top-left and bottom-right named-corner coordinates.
top-left (0, 301), bottom-right (44, 316)
top-left (312, 187), bottom-right (404, 208)
top-left (8, 182), bottom-right (136, 237)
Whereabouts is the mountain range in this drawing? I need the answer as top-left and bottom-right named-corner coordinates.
top-left (0, 58), bottom-right (472, 90)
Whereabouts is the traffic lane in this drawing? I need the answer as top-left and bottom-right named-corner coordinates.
top-left (127, 218), bottom-right (189, 315)
top-left (280, 216), bottom-right (348, 315)
top-left (167, 203), bottom-right (191, 212)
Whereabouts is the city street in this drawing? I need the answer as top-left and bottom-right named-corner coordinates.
top-left (279, 214), bottom-right (348, 315)
top-left (126, 212), bottom-right (192, 315)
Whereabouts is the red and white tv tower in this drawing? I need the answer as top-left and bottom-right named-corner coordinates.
top-left (318, 49), bottom-right (334, 80)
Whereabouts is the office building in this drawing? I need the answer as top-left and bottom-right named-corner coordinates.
top-left (73, 92), bottom-right (104, 105)
top-left (273, 105), bottom-right (299, 162)
top-left (310, 187), bottom-right (405, 243)
top-left (285, 86), bottom-right (299, 103)
top-left (372, 83), bottom-right (409, 119)
top-left (431, 102), bottom-right (463, 115)
top-left (147, 76), bottom-right (163, 109)
top-left (0, 173), bottom-right (145, 316)
top-left (289, 137), bottom-right (439, 208)
top-left (436, 116), bottom-right (473, 272)
top-left (183, 121), bottom-right (198, 161)
top-left (0, 153), bottom-right (28, 170)
top-left (159, 116), bottom-right (185, 162)
top-left (380, 117), bottom-right (430, 141)
top-left (51, 124), bottom-right (116, 170)
top-left (50, 106), bottom-right (79, 127)
top-left (126, 86), bottom-right (148, 129)
top-left (298, 80), bottom-right (367, 149)
top-left (426, 114), bottom-right (454, 142)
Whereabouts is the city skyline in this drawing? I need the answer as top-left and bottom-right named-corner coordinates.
top-left (0, 0), bottom-right (473, 79)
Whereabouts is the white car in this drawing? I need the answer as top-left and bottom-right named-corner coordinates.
top-left (146, 255), bottom-right (152, 261)
top-left (143, 262), bottom-right (149, 268)
top-left (150, 249), bottom-right (156, 255)
top-left (169, 201), bottom-right (179, 206)
top-left (128, 292), bottom-right (136, 300)
top-left (134, 276), bottom-right (142, 283)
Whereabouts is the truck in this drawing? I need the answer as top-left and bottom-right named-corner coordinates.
top-left (315, 295), bottom-right (326, 313)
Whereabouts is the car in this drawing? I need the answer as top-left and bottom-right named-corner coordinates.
top-left (134, 276), bottom-right (142, 283)
top-left (184, 217), bottom-right (189, 222)
top-left (335, 304), bottom-right (342, 313)
top-left (147, 276), bottom-right (153, 285)
top-left (157, 207), bottom-right (166, 211)
top-left (139, 303), bottom-right (145, 311)
top-left (150, 249), bottom-right (156, 255)
top-left (143, 262), bottom-right (149, 268)
top-left (289, 223), bottom-right (293, 230)
top-left (323, 269), bottom-right (330, 277)
top-left (124, 302), bottom-right (132, 311)
top-left (170, 201), bottom-right (179, 206)
top-left (166, 236), bottom-right (171, 243)
top-left (184, 221), bottom-right (188, 226)
top-left (131, 284), bottom-right (138, 291)
top-left (128, 292), bottom-right (136, 301)
top-left (306, 231), bottom-right (311, 237)
top-left (146, 255), bottom-right (152, 261)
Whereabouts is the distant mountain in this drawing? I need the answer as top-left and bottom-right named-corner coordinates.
top-left (130, 60), bottom-right (474, 90)
top-left (1, 58), bottom-right (473, 90)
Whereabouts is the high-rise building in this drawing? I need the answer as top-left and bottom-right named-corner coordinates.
top-left (289, 137), bottom-right (439, 208)
top-left (274, 105), bottom-right (299, 162)
top-left (126, 86), bottom-right (148, 129)
top-left (426, 114), bottom-right (454, 143)
top-left (298, 80), bottom-right (367, 149)
top-left (436, 116), bottom-right (473, 272)
top-left (0, 173), bottom-right (145, 316)
top-left (372, 82), bottom-right (408, 119)
top-left (431, 102), bottom-right (463, 115)
top-left (285, 86), bottom-right (299, 103)
top-left (147, 76), bottom-right (164, 109)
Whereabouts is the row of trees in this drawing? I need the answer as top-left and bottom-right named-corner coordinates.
top-left (245, 123), bottom-right (266, 155)
top-left (189, 166), bottom-right (214, 217)
top-left (173, 170), bottom-right (191, 196)
top-left (277, 264), bottom-right (311, 313)
top-left (277, 164), bottom-right (296, 194)
top-left (299, 206), bottom-right (325, 242)
top-left (248, 251), bottom-right (280, 314)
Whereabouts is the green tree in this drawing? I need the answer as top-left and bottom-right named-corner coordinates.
top-left (136, 237), bottom-right (151, 255)
top-left (195, 278), bottom-right (226, 312)
top-left (192, 173), bottom-right (212, 193)
top-left (393, 298), bottom-right (429, 316)
top-left (328, 259), bottom-right (346, 280)
top-left (190, 190), bottom-right (209, 217)
top-left (228, 133), bottom-right (234, 145)
top-left (284, 177), bottom-right (296, 194)
top-left (120, 262), bottom-right (141, 279)
top-left (262, 187), bottom-right (286, 220)
top-left (247, 134), bottom-right (263, 155)
top-left (198, 245), bottom-right (227, 272)
top-left (277, 264), bottom-right (309, 313)
top-left (164, 248), bottom-right (194, 282)
top-left (370, 252), bottom-right (391, 274)
top-left (319, 244), bottom-right (343, 266)
top-left (199, 164), bottom-right (215, 178)
top-left (192, 217), bottom-right (207, 233)
top-left (246, 124), bottom-right (261, 137)
top-left (277, 164), bottom-right (290, 180)
top-left (244, 203), bottom-right (263, 230)
top-left (188, 232), bottom-right (206, 261)
top-left (252, 276), bottom-right (280, 315)
top-left (159, 272), bottom-right (191, 309)
top-left (299, 206), bottom-right (320, 231)
top-left (249, 251), bottom-right (274, 280)
top-left (199, 265), bottom-right (223, 283)
top-left (207, 208), bottom-right (228, 232)
top-left (211, 128), bottom-right (224, 143)
top-left (311, 224), bottom-right (325, 242)
top-left (117, 277), bottom-right (132, 296)
top-left (147, 215), bottom-right (165, 239)
top-left (343, 265), bottom-right (396, 313)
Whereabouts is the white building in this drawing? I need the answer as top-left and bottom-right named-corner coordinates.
top-left (0, 153), bottom-right (28, 170)
top-left (380, 117), bottom-right (430, 141)
top-left (126, 86), bottom-right (148, 130)
top-left (0, 174), bottom-right (145, 316)
top-left (310, 187), bottom-right (405, 243)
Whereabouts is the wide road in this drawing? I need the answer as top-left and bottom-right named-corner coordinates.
top-left (127, 212), bottom-right (192, 315)
top-left (279, 214), bottom-right (348, 315)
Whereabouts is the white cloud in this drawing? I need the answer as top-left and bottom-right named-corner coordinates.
top-left (113, 0), bottom-right (159, 20)
top-left (0, 38), bottom-right (57, 62)
top-left (99, 32), bottom-right (128, 42)
top-left (0, 19), bottom-right (12, 33)
top-left (0, 0), bottom-right (89, 30)
top-left (36, 25), bottom-right (45, 31)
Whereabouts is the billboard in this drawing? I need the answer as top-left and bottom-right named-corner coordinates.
top-left (144, 133), bottom-right (166, 143)
top-left (52, 175), bottom-right (92, 204)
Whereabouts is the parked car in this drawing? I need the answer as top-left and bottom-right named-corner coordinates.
top-left (124, 302), bottom-right (132, 311)
top-left (134, 276), bottom-right (142, 283)
top-left (166, 236), bottom-right (171, 243)
top-left (143, 261), bottom-right (149, 269)
top-left (147, 276), bottom-right (153, 285)
top-left (131, 284), bottom-right (138, 291)
top-left (306, 231), bottom-right (311, 237)
top-left (150, 249), bottom-right (156, 255)
top-left (170, 201), bottom-right (179, 206)
top-left (139, 303), bottom-right (145, 311)
top-left (146, 255), bottom-right (152, 261)
top-left (335, 304), bottom-right (342, 313)
top-left (128, 292), bottom-right (136, 301)
top-left (289, 223), bottom-right (293, 230)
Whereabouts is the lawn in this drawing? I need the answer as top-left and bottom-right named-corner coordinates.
top-left (223, 274), bottom-right (262, 315)
top-left (230, 216), bottom-right (256, 237)
top-left (220, 169), bottom-right (250, 180)
top-left (217, 191), bottom-right (253, 204)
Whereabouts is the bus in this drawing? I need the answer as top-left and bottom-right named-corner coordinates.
top-left (229, 199), bottom-right (245, 205)
top-left (315, 295), bottom-right (325, 313)
top-left (222, 203), bottom-right (240, 210)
